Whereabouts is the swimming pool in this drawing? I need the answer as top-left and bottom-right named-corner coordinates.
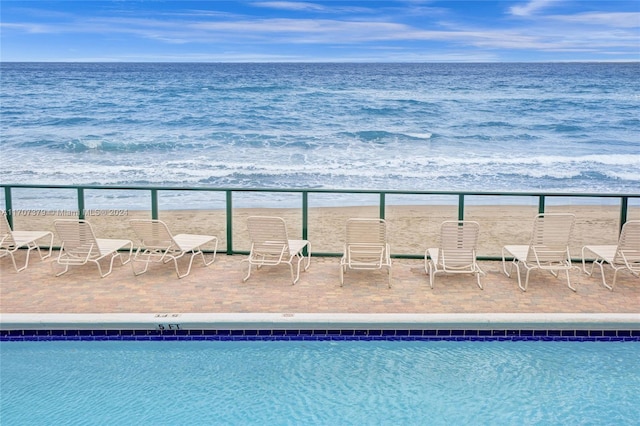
top-left (1, 340), bottom-right (638, 425)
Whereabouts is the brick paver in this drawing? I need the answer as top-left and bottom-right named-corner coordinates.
top-left (1, 251), bottom-right (638, 315)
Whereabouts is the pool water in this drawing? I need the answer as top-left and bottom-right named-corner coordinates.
top-left (1, 340), bottom-right (638, 425)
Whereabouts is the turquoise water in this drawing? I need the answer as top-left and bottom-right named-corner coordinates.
top-left (1, 340), bottom-right (639, 425)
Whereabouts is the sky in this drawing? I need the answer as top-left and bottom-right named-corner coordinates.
top-left (1, 0), bottom-right (639, 62)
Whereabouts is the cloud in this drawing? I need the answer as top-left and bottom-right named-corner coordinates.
top-left (509, 0), bottom-right (558, 17)
top-left (2, 1), bottom-right (638, 61)
top-left (552, 12), bottom-right (640, 28)
top-left (251, 2), bottom-right (328, 12)
top-left (0, 22), bottom-right (55, 34)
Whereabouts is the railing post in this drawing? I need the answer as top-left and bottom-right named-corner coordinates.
top-left (302, 191), bottom-right (308, 239)
top-left (4, 186), bottom-right (13, 228)
top-left (619, 196), bottom-right (628, 234)
top-left (151, 189), bottom-right (159, 220)
top-left (77, 187), bottom-right (85, 220)
top-left (226, 190), bottom-right (233, 255)
top-left (538, 195), bottom-right (545, 214)
top-left (458, 194), bottom-right (465, 221)
top-left (379, 193), bottom-right (385, 219)
top-left (302, 191), bottom-right (309, 256)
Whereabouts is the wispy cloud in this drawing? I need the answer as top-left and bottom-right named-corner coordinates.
top-left (1, 1), bottom-right (638, 62)
top-left (509, 0), bottom-right (558, 17)
top-left (251, 2), bottom-right (328, 12)
top-left (551, 12), bottom-right (640, 28)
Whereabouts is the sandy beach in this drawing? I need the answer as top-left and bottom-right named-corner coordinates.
top-left (7, 204), bottom-right (638, 258)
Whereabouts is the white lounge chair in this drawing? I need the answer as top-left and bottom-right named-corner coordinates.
top-left (581, 220), bottom-right (640, 290)
top-left (129, 219), bottom-right (218, 279)
top-left (242, 216), bottom-right (310, 284)
top-left (1, 212), bottom-right (54, 272)
top-left (54, 219), bottom-right (132, 277)
top-left (502, 213), bottom-right (576, 292)
top-left (340, 218), bottom-right (392, 288)
top-left (426, 220), bottom-right (484, 289)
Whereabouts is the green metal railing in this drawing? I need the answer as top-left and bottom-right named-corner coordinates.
top-left (2, 184), bottom-right (638, 260)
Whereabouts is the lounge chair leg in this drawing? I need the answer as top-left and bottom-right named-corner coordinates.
top-left (98, 256), bottom-right (115, 278)
top-left (8, 253), bottom-right (20, 273)
top-left (302, 244), bottom-right (311, 272)
top-left (120, 245), bottom-right (132, 265)
top-left (242, 260), bottom-right (252, 282)
top-left (581, 247), bottom-right (595, 276)
top-left (609, 270), bottom-right (619, 291)
top-left (428, 263), bottom-right (435, 289)
top-left (501, 250), bottom-right (512, 277)
top-left (476, 267), bottom-right (484, 290)
top-left (424, 251), bottom-right (430, 275)
top-left (517, 264), bottom-right (528, 292)
top-left (16, 249), bottom-right (31, 273)
top-left (565, 268), bottom-right (576, 292)
top-left (175, 252), bottom-right (197, 279)
top-left (131, 258), bottom-right (151, 276)
top-left (290, 262), bottom-right (299, 285)
top-left (55, 263), bottom-right (70, 277)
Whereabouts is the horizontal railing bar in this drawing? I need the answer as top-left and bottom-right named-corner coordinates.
top-left (1, 183), bottom-right (638, 199)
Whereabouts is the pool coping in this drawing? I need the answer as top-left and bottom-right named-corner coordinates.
top-left (2, 312), bottom-right (639, 331)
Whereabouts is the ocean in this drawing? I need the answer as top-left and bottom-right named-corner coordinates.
top-left (1, 62), bottom-right (638, 209)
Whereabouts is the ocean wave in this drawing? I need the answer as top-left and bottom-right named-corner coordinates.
top-left (2, 62), bottom-right (638, 200)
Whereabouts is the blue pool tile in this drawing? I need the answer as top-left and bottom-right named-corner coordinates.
top-left (3, 328), bottom-right (639, 342)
